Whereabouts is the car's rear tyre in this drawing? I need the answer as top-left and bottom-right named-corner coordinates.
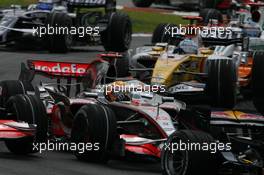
top-left (252, 52), bottom-right (264, 115)
top-left (161, 130), bottom-right (216, 175)
top-left (199, 0), bottom-right (219, 9)
top-left (152, 23), bottom-right (181, 45)
top-left (206, 59), bottom-right (237, 108)
top-left (199, 0), bottom-right (207, 9)
top-left (103, 53), bottom-right (130, 83)
top-left (46, 12), bottom-right (73, 53)
top-left (199, 8), bottom-right (223, 25)
top-left (71, 103), bottom-right (117, 163)
top-left (5, 95), bottom-right (48, 154)
top-left (132, 0), bottom-right (153, 7)
top-left (101, 12), bottom-right (132, 52)
top-left (0, 80), bottom-right (33, 108)
top-left (115, 52), bottom-right (130, 77)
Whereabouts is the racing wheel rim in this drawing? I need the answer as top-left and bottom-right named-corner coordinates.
top-left (123, 21), bottom-right (132, 49)
top-left (163, 138), bottom-right (188, 175)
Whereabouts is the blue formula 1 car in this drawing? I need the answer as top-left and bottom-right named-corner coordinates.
top-left (0, 0), bottom-right (132, 53)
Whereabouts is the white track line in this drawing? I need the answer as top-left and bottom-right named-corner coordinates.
top-left (132, 33), bottom-right (152, 37)
top-left (116, 5), bottom-right (124, 10)
top-left (165, 11), bottom-right (199, 16)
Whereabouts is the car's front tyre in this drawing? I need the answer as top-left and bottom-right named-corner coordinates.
top-left (161, 130), bottom-right (217, 175)
top-left (132, 0), bottom-right (153, 7)
top-left (5, 95), bottom-right (48, 154)
top-left (71, 103), bottom-right (117, 163)
top-left (206, 59), bottom-right (237, 108)
top-left (252, 51), bottom-right (264, 115)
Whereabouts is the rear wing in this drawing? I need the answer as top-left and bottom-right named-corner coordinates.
top-left (65, 0), bottom-right (116, 9)
top-left (200, 26), bottom-right (250, 48)
top-left (18, 58), bottom-right (110, 95)
top-left (19, 52), bottom-right (123, 80)
top-left (18, 52), bottom-right (124, 94)
top-left (28, 60), bottom-right (96, 77)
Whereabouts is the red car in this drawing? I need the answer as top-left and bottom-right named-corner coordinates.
top-left (0, 53), bottom-right (128, 154)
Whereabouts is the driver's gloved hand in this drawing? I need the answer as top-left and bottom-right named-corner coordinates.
top-left (173, 47), bottom-right (185, 54)
top-left (115, 92), bottom-right (131, 102)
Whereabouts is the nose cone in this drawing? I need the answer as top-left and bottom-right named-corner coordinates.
top-left (151, 54), bottom-right (187, 87)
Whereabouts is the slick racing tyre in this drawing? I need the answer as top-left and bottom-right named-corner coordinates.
top-left (199, 0), bottom-right (208, 9)
top-left (0, 80), bottom-right (33, 108)
top-left (199, 0), bottom-right (220, 9)
top-left (132, 0), bottom-right (153, 7)
top-left (199, 8), bottom-right (223, 25)
top-left (103, 52), bottom-right (130, 83)
top-left (206, 59), bottom-right (237, 108)
top-left (117, 54), bottom-right (130, 77)
top-left (161, 130), bottom-right (217, 175)
top-left (101, 12), bottom-right (132, 52)
top-left (5, 95), bottom-right (48, 154)
top-left (46, 12), bottom-right (73, 53)
top-left (71, 103), bottom-right (117, 163)
top-left (252, 52), bottom-right (264, 115)
top-left (152, 23), bottom-right (182, 45)
top-left (115, 52), bottom-right (130, 77)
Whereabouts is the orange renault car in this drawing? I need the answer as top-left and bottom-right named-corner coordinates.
top-left (130, 28), bottom-right (264, 113)
top-left (130, 0), bottom-right (264, 111)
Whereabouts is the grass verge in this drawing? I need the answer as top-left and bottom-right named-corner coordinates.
top-left (126, 10), bottom-right (187, 33)
top-left (0, 0), bottom-right (36, 7)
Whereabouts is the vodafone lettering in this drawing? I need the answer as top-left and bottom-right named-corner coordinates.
top-left (31, 61), bottom-right (91, 76)
top-left (35, 63), bottom-right (86, 73)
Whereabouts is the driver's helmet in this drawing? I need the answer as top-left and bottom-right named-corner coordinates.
top-left (37, 0), bottom-right (61, 10)
top-left (178, 38), bottom-right (198, 54)
top-left (104, 81), bottom-right (131, 102)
